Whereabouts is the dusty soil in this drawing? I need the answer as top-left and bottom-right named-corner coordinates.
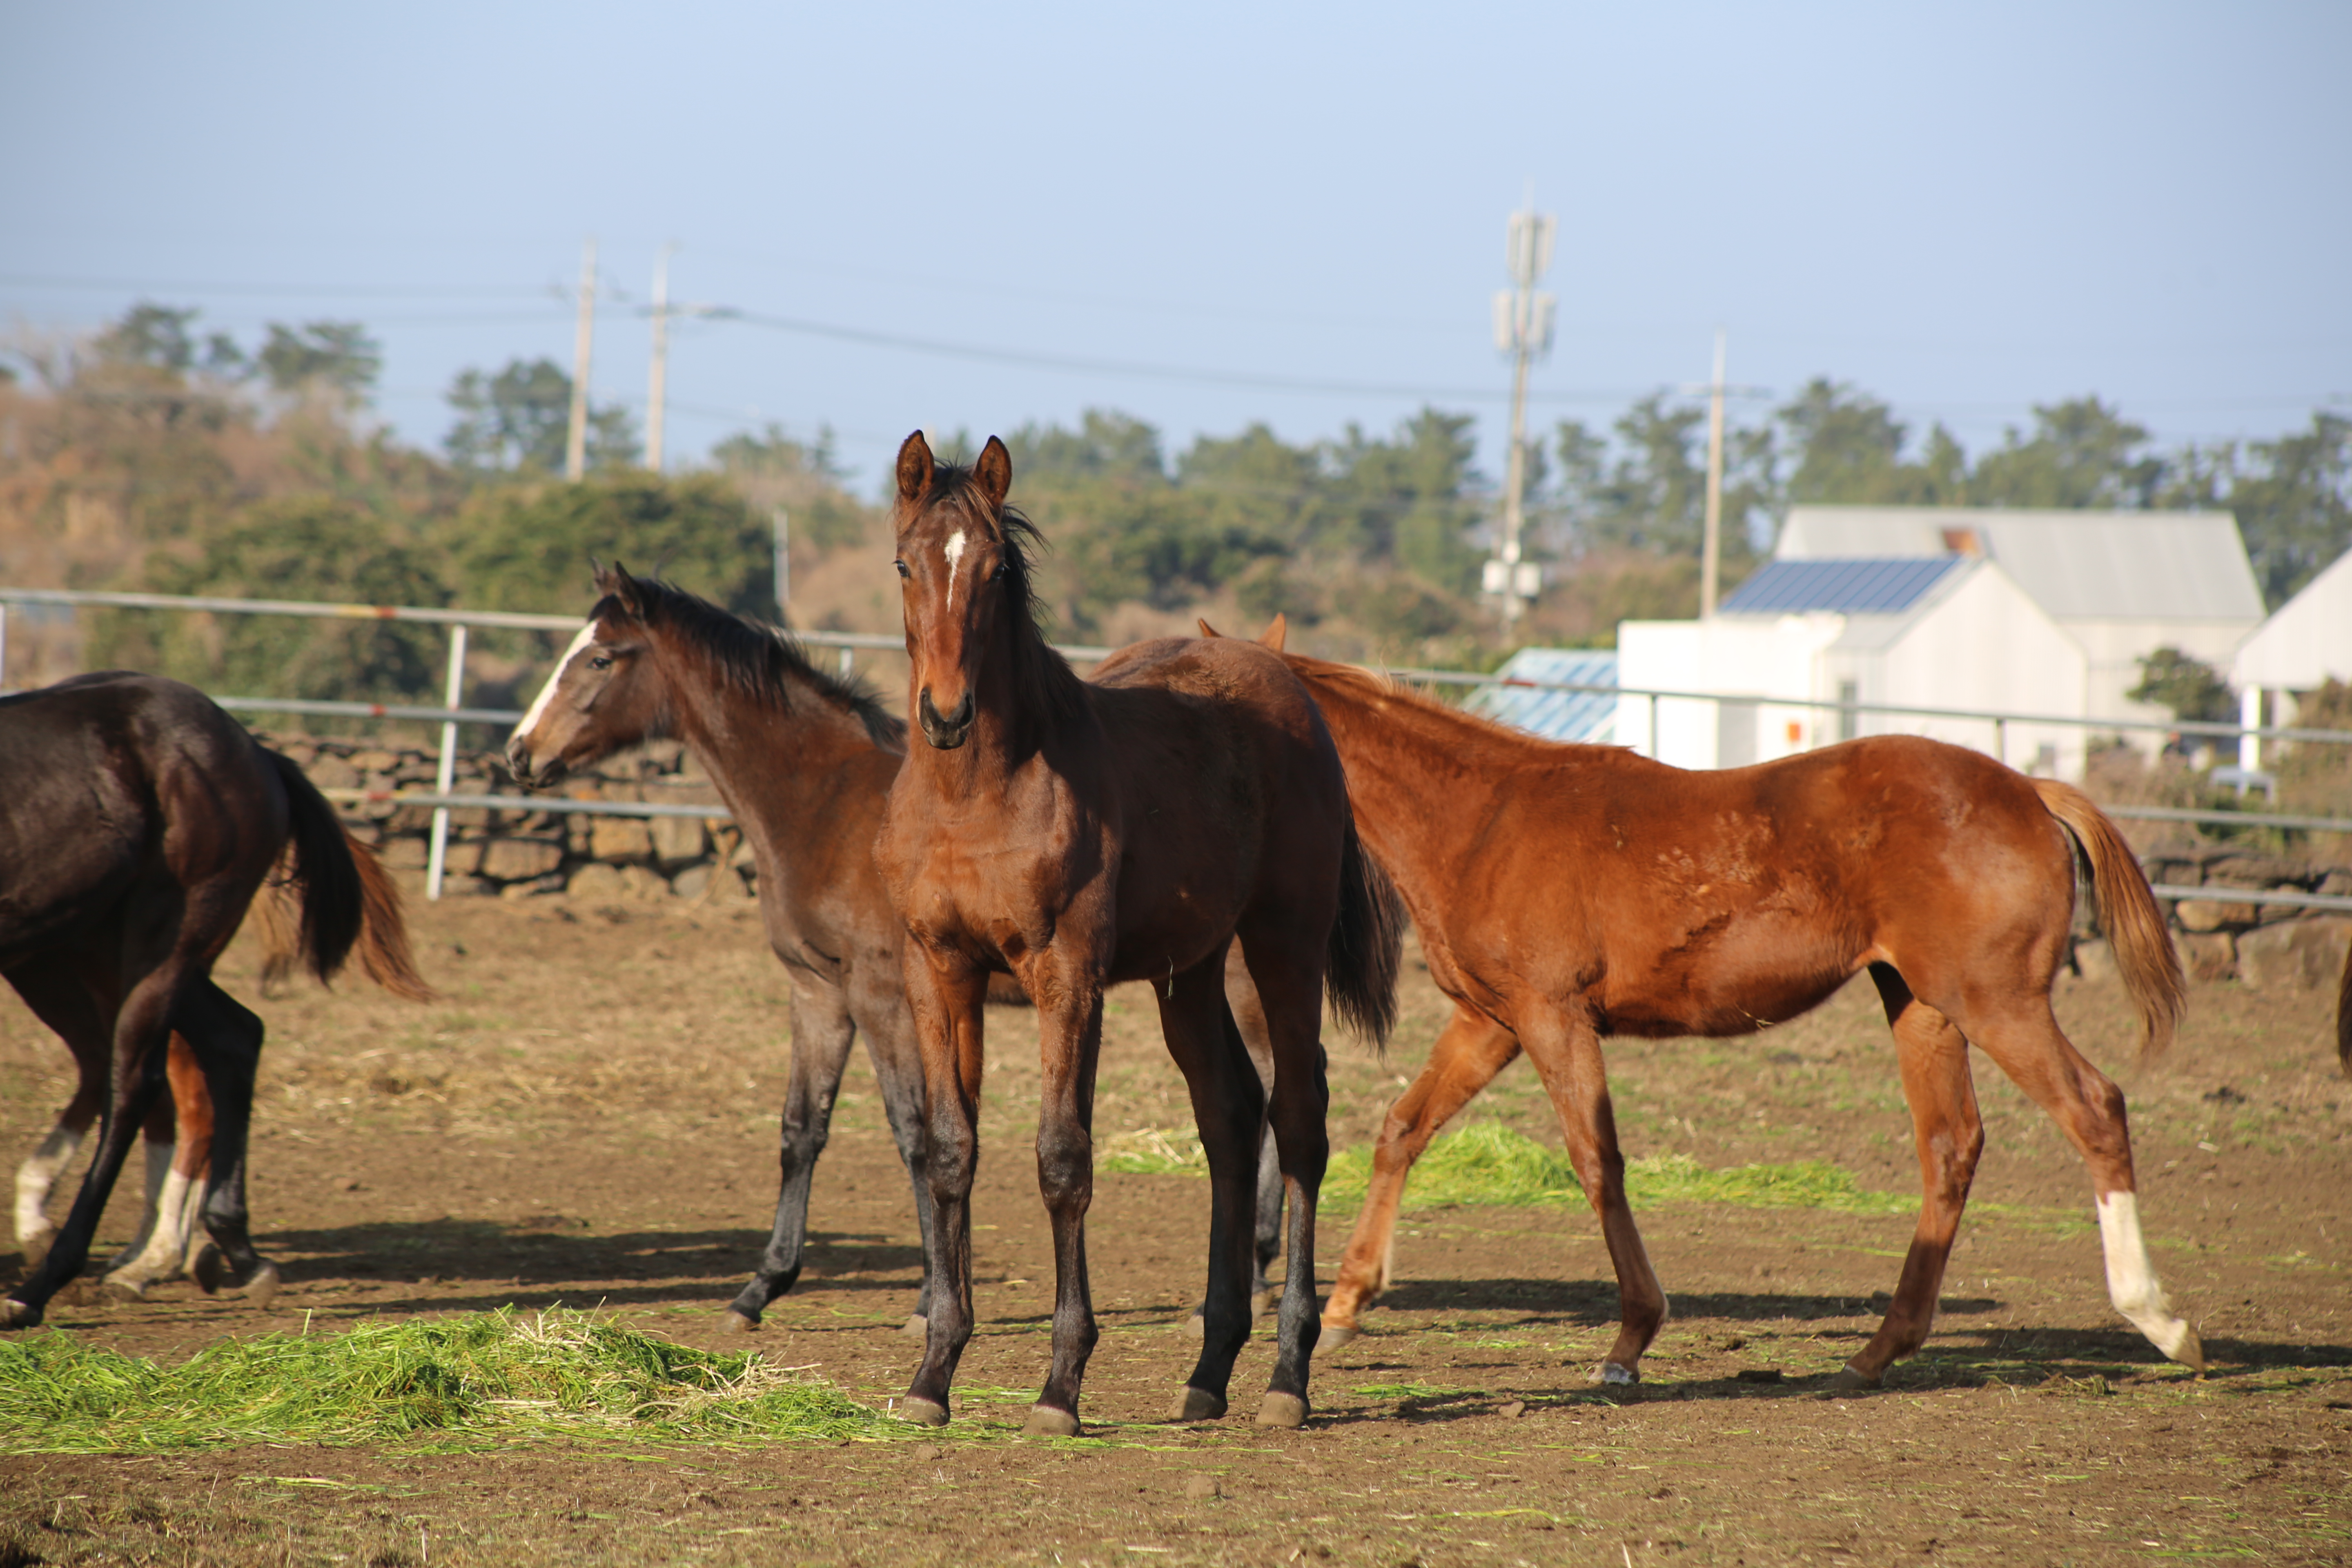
top-left (2, 887), bottom-right (2348, 1566)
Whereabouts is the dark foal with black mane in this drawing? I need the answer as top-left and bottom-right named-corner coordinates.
top-left (2, 673), bottom-right (431, 1329)
top-left (506, 567), bottom-right (1296, 1333)
top-left (875, 433), bottom-right (1404, 1436)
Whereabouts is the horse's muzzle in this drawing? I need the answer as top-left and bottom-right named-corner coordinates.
top-left (918, 688), bottom-right (975, 750)
top-left (504, 740), bottom-right (563, 788)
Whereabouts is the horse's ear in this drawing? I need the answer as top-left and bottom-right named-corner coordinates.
top-left (605, 561), bottom-right (642, 615)
top-left (895, 431), bottom-right (934, 503)
top-left (1257, 612), bottom-right (1287, 653)
top-left (974, 435), bottom-right (1012, 513)
top-left (1197, 617), bottom-right (1223, 639)
top-left (590, 555), bottom-right (610, 592)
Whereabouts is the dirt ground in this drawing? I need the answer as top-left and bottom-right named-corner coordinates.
top-left (2, 886), bottom-right (2348, 1566)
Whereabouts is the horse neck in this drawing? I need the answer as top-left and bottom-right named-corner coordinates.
top-left (1306, 671), bottom-right (1517, 893)
top-left (645, 628), bottom-right (884, 852)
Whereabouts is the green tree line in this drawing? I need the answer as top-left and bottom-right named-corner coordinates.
top-left (4, 301), bottom-right (2345, 706)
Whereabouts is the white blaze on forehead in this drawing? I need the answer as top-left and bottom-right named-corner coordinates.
top-left (516, 621), bottom-right (601, 740)
top-left (944, 529), bottom-right (968, 595)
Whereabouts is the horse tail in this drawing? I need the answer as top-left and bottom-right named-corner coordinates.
top-left (260, 749), bottom-right (437, 1001)
top-left (2033, 777), bottom-right (2184, 1056)
top-left (2335, 935), bottom-right (2351, 1080)
top-left (1325, 807), bottom-right (1408, 1050)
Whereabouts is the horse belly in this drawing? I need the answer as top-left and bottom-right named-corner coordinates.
top-left (1599, 931), bottom-right (1856, 1039)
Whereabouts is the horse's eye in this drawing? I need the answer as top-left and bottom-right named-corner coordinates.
top-left (988, 560), bottom-right (1006, 583)
top-left (893, 559), bottom-right (910, 579)
top-left (588, 655), bottom-right (613, 672)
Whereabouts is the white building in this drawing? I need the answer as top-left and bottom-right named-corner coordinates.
top-left (1616, 555), bottom-right (2088, 774)
top-left (2230, 547), bottom-right (2352, 767)
top-left (1775, 505), bottom-right (2264, 736)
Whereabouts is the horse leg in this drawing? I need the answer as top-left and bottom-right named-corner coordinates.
top-left (1837, 966), bottom-right (1985, 1390)
top-left (1517, 1002), bottom-right (1665, 1384)
top-left (175, 981), bottom-right (277, 1304)
top-left (1959, 993), bottom-right (2203, 1372)
top-left (1183, 946), bottom-right (1282, 1336)
top-left (1160, 946), bottom-right (1266, 1422)
top-left (726, 978), bottom-right (856, 1331)
top-left (1323, 1004), bottom-right (1520, 1343)
top-left (855, 969), bottom-right (939, 1337)
top-left (1232, 921), bottom-right (1334, 1429)
top-left (7, 966), bottom-right (111, 1275)
top-left (170, 1035), bottom-right (218, 1281)
top-left (900, 957), bottom-right (989, 1428)
top-left (3, 973), bottom-right (172, 1329)
top-left (1025, 963), bottom-right (1109, 1437)
top-left (104, 1033), bottom-right (212, 1298)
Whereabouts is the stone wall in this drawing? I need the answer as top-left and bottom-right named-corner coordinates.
top-left (2140, 844), bottom-right (2352, 991)
top-left (258, 732), bottom-right (752, 906)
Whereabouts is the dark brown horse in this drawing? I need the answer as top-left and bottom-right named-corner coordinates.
top-left (2, 673), bottom-right (431, 1329)
top-left (1212, 620), bottom-right (2199, 1392)
top-left (875, 434), bottom-right (1403, 1436)
top-left (506, 569), bottom-right (1298, 1334)
top-left (16, 1031), bottom-right (217, 1299)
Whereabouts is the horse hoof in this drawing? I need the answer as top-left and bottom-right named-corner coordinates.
top-left (1319, 1321), bottom-right (1359, 1349)
top-left (1, 1298), bottom-right (40, 1330)
top-left (1169, 1386), bottom-right (1227, 1423)
top-left (2166, 1323), bottom-right (2205, 1374)
top-left (1591, 1361), bottom-right (1640, 1386)
top-left (900, 1314), bottom-right (929, 1339)
top-left (1024, 1405), bottom-right (1081, 1438)
top-left (240, 1262), bottom-right (281, 1308)
top-left (102, 1276), bottom-right (153, 1303)
top-left (191, 1245), bottom-right (228, 1296)
top-left (900, 1397), bottom-right (950, 1428)
top-left (187, 1241), bottom-right (223, 1297)
top-left (1826, 1365), bottom-right (1880, 1395)
top-left (1256, 1392), bottom-right (1309, 1429)
top-left (722, 1309), bottom-right (760, 1334)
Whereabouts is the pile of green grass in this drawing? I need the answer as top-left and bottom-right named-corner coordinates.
top-left (0, 1308), bottom-right (897, 1454)
top-left (1321, 1121), bottom-right (1914, 1216)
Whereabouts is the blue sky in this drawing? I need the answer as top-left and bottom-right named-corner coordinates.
top-left (3, 1), bottom-right (2345, 491)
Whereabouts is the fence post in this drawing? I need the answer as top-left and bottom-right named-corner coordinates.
top-left (424, 623), bottom-right (469, 900)
top-left (1993, 716), bottom-right (2006, 766)
top-left (1647, 692), bottom-right (1660, 761)
top-left (2239, 686), bottom-right (2262, 773)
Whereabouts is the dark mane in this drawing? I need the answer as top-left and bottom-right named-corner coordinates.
top-left (924, 461), bottom-right (1091, 731)
top-left (599, 574), bottom-right (908, 751)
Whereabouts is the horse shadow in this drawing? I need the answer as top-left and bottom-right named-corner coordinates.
top-left (1362, 1275), bottom-right (2001, 1324)
top-left (2, 1217), bottom-right (933, 1319)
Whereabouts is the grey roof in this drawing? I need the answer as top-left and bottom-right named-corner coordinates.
top-left (1776, 506), bottom-right (2263, 623)
top-left (1467, 648), bottom-right (1617, 743)
top-left (1719, 556), bottom-right (1966, 616)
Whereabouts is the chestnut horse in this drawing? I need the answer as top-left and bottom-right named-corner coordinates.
top-left (3, 673), bottom-right (431, 1328)
top-left (16, 1031), bottom-right (217, 1300)
top-left (876, 434), bottom-right (1403, 1435)
top-left (506, 569), bottom-right (1299, 1335)
top-left (1218, 622), bottom-right (2199, 1392)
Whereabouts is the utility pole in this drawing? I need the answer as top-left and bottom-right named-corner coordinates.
top-left (1700, 330), bottom-right (1727, 617)
top-left (564, 238), bottom-right (597, 482)
top-left (646, 243), bottom-right (675, 472)
top-left (773, 508), bottom-right (790, 622)
top-left (1483, 196), bottom-right (1556, 628)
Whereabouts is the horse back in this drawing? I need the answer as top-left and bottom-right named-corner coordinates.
top-left (1085, 637), bottom-right (1347, 980)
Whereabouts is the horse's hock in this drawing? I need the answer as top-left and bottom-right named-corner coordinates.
top-left (257, 732), bottom-right (750, 906)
